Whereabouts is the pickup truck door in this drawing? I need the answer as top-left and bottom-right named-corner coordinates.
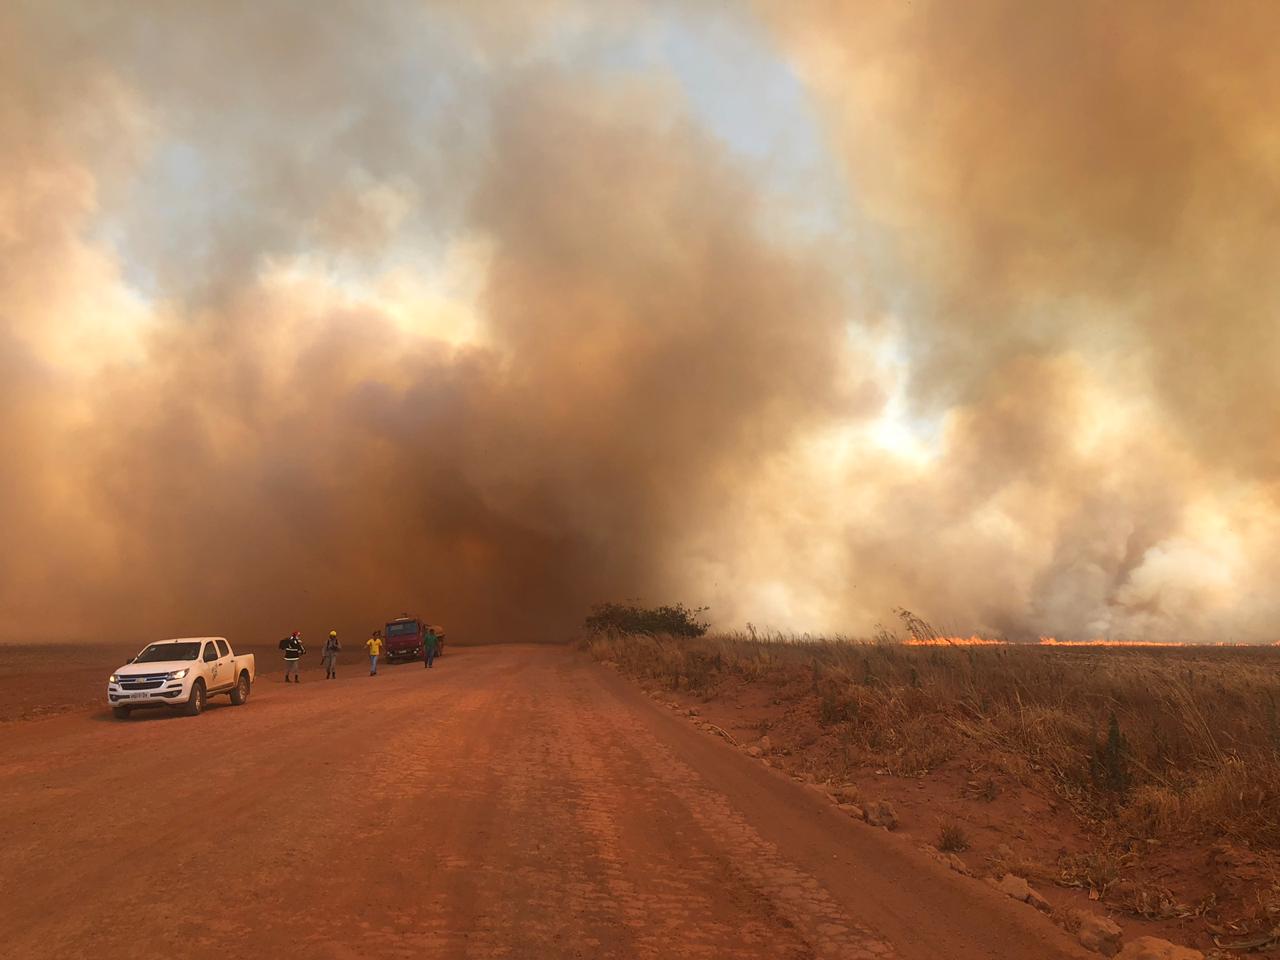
top-left (215, 639), bottom-right (234, 691)
top-left (200, 641), bottom-right (220, 690)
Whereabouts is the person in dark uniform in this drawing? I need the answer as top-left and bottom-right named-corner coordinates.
top-left (279, 630), bottom-right (305, 683)
top-left (321, 630), bottom-right (341, 679)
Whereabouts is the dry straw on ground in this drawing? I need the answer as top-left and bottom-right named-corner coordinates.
top-left (582, 630), bottom-right (1280, 852)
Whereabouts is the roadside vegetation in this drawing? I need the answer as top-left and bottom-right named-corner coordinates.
top-left (581, 612), bottom-right (1280, 940)
top-left (583, 626), bottom-right (1280, 847)
top-left (584, 600), bottom-right (709, 638)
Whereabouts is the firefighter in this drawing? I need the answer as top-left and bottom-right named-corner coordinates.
top-left (423, 626), bottom-right (439, 669)
top-left (321, 630), bottom-right (341, 679)
top-left (279, 630), bottom-right (305, 683)
top-left (366, 630), bottom-right (384, 676)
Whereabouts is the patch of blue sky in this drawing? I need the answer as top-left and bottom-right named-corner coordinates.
top-left (92, 3), bottom-right (897, 340)
top-left (91, 140), bottom-right (213, 299)
top-left (91, 5), bottom-right (485, 303)
top-left (561, 7), bottom-right (941, 448)
top-left (566, 6), bottom-right (853, 241)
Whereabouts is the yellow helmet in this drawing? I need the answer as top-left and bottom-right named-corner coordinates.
top-left (329, 630), bottom-right (338, 637)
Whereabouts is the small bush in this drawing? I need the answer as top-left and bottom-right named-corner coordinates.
top-left (584, 600), bottom-right (709, 638)
top-left (938, 821), bottom-right (970, 852)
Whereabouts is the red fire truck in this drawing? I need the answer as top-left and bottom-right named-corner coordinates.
top-left (383, 616), bottom-right (446, 662)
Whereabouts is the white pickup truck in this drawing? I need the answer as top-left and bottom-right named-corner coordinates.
top-left (107, 637), bottom-right (255, 720)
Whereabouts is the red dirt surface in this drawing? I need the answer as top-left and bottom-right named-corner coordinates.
top-left (620, 666), bottom-right (1280, 957)
top-left (0, 644), bottom-right (1101, 958)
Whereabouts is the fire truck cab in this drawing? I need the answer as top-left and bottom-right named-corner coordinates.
top-left (383, 616), bottom-right (446, 662)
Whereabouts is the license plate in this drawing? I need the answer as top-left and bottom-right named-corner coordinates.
top-left (125, 692), bottom-right (150, 699)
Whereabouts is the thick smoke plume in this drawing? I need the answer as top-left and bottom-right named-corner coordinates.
top-left (752, 0), bottom-right (1280, 641)
top-left (0, 2), bottom-right (848, 644)
top-left (2, 2), bottom-right (1277, 644)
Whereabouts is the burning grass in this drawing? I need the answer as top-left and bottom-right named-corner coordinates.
top-left (582, 629), bottom-right (1280, 856)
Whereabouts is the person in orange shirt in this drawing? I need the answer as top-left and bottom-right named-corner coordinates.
top-left (365, 631), bottom-right (384, 676)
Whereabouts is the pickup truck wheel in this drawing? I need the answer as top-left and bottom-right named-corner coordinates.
top-left (111, 706), bottom-right (131, 720)
top-left (183, 679), bottom-right (206, 716)
top-left (229, 672), bottom-right (251, 706)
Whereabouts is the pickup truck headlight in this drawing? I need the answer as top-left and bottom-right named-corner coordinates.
top-left (109, 674), bottom-right (119, 683)
top-left (167, 669), bottom-right (189, 680)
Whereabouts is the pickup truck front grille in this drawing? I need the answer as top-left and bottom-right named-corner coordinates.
top-left (118, 675), bottom-right (167, 690)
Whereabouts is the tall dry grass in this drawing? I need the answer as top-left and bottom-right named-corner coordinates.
top-left (583, 631), bottom-right (1280, 850)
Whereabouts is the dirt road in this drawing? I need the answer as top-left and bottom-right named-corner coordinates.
top-left (0, 645), bottom-right (1092, 960)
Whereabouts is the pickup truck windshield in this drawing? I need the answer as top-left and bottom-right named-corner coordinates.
top-left (386, 622), bottom-right (418, 637)
top-left (135, 642), bottom-right (201, 662)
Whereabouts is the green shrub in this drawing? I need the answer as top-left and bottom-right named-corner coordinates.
top-left (584, 601), bottom-right (709, 638)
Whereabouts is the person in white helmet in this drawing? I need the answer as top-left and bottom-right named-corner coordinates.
top-left (279, 630), bottom-right (305, 683)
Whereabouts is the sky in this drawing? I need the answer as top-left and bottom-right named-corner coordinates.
top-left (2, 1), bottom-right (1278, 644)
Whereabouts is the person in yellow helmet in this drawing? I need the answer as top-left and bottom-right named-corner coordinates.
top-left (321, 630), bottom-right (341, 679)
top-left (366, 631), bottom-right (384, 676)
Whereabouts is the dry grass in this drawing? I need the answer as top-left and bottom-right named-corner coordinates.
top-left (583, 630), bottom-right (1280, 851)
top-left (937, 820), bottom-right (970, 853)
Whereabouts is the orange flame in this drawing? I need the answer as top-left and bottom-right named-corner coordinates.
top-left (902, 635), bottom-right (1005, 646)
top-left (900, 636), bottom-right (1279, 647)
